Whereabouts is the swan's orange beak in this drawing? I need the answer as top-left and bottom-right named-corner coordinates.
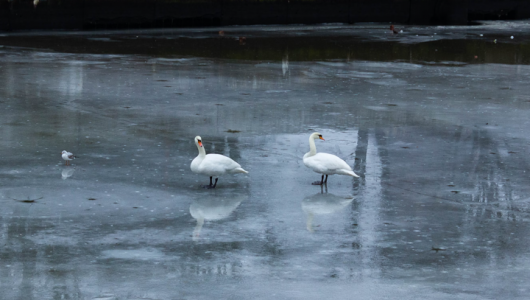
top-left (198, 140), bottom-right (203, 147)
top-left (319, 136), bottom-right (325, 141)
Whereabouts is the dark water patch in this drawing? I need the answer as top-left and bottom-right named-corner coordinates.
top-left (2, 32), bottom-right (530, 64)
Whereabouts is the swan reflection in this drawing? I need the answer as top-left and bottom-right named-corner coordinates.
top-left (282, 52), bottom-right (289, 77)
top-left (61, 167), bottom-right (75, 180)
top-left (302, 191), bottom-right (353, 233)
top-left (190, 191), bottom-right (246, 241)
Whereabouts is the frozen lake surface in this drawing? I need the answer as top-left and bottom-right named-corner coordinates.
top-left (1, 23), bottom-right (530, 299)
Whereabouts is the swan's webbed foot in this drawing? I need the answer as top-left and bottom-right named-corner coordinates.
top-left (201, 177), bottom-right (218, 189)
top-left (311, 175), bottom-right (325, 185)
top-left (311, 175), bottom-right (329, 185)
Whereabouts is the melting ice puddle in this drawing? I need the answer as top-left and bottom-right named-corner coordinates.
top-left (92, 295), bottom-right (117, 300)
top-left (101, 248), bottom-right (166, 260)
top-left (316, 61), bottom-right (347, 67)
top-left (366, 78), bottom-right (408, 86)
top-left (335, 71), bottom-right (392, 79)
top-left (254, 63), bottom-right (282, 68)
top-left (2, 170), bottom-right (21, 174)
top-left (364, 106), bottom-right (390, 111)
top-left (265, 90), bottom-right (291, 93)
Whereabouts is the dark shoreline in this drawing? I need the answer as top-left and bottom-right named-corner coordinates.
top-left (2, 25), bottom-right (530, 65)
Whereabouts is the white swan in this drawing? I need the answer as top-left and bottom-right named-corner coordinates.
top-left (191, 136), bottom-right (248, 188)
top-left (303, 132), bottom-right (359, 185)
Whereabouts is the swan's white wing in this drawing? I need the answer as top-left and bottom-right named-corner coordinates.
top-left (304, 152), bottom-right (352, 174)
top-left (199, 154), bottom-right (244, 176)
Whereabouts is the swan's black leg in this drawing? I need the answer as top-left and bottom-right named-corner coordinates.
top-left (324, 175), bottom-right (328, 183)
top-left (212, 178), bottom-right (218, 188)
top-left (202, 177), bottom-right (216, 189)
top-left (312, 175), bottom-right (325, 185)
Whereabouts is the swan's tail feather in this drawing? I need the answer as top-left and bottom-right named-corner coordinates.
top-left (343, 170), bottom-right (360, 178)
top-left (233, 167), bottom-right (249, 174)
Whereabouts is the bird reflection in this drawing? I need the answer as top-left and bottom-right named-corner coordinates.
top-left (301, 188), bottom-right (353, 233)
top-left (61, 167), bottom-right (75, 180)
top-left (282, 52), bottom-right (289, 77)
top-left (189, 191), bottom-right (245, 241)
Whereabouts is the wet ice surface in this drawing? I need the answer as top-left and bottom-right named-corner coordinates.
top-left (2, 24), bottom-right (530, 299)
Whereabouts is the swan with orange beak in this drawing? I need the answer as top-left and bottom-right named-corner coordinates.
top-left (303, 132), bottom-right (359, 185)
top-left (191, 136), bottom-right (248, 188)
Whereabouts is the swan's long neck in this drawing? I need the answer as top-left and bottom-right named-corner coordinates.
top-left (308, 136), bottom-right (317, 156)
top-left (197, 143), bottom-right (206, 157)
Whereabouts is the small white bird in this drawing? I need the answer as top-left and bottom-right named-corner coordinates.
top-left (190, 136), bottom-right (248, 188)
top-left (303, 132), bottom-right (359, 185)
top-left (61, 150), bottom-right (76, 166)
